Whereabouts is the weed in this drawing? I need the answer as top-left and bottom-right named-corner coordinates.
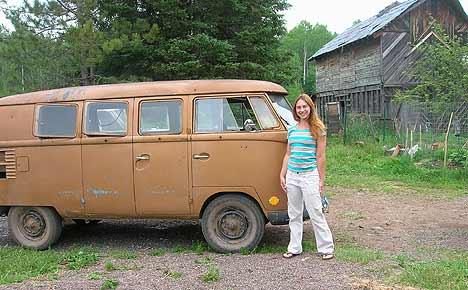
top-left (101, 278), bottom-right (119, 290)
top-left (89, 271), bottom-right (102, 280)
top-left (335, 244), bottom-right (385, 265)
top-left (61, 248), bottom-right (100, 270)
top-left (190, 240), bottom-right (210, 255)
top-left (149, 248), bottom-right (165, 257)
top-left (201, 265), bottom-right (220, 283)
top-left (109, 250), bottom-right (137, 260)
top-left (171, 246), bottom-right (187, 254)
top-left (104, 261), bottom-right (118, 271)
top-left (195, 256), bottom-right (213, 265)
top-left (170, 271), bottom-right (182, 279)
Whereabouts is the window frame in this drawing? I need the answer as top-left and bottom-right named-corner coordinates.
top-left (83, 100), bottom-right (129, 137)
top-left (248, 95), bottom-right (281, 130)
top-left (33, 103), bottom-right (78, 138)
top-left (138, 99), bottom-right (183, 136)
top-left (193, 96), bottom-right (262, 134)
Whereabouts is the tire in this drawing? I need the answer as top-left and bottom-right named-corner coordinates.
top-left (201, 194), bottom-right (265, 253)
top-left (8, 206), bottom-right (63, 250)
top-left (72, 219), bottom-right (101, 226)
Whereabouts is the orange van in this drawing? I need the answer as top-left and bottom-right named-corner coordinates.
top-left (0, 80), bottom-right (297, 252)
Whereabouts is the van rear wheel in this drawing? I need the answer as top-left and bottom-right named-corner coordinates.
top-left (8, 206), bottom-right (62, 250)
top-left (201, 195), bottom-right (265, 253)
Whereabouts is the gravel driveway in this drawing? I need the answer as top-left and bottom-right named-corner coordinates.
top-left (0, 216), bottom-right (370, 290)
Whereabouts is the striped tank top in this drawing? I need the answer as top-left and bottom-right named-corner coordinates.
top-left (287, 126), bottom-right (317, 172)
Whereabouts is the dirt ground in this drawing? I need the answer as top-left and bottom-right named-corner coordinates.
top-left (0, 188), bottom-right (467, 290)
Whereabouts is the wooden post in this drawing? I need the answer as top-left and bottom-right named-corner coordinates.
top-left (419, 125), bottom-right (422, 146)
top-left (410, 130), bottom-right (413, 149)
top-left (443, 112), bottom-right (454, 168)
top-left (405, 127), bottom-right (408, 149)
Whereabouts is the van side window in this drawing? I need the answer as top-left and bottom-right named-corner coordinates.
top-left (140, 100), bottom-right (182, 135)
top-left (195, 97), bottom-right (260, 133)
top-left (84, 101), bottom-right (128, 136)
top-left (35, 104), bottom-right (77, 138)
top-left (249, 97), bottom-right (280, 129)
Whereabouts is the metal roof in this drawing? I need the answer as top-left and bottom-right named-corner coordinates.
top-left (311, 0), bottom-right (419, 59)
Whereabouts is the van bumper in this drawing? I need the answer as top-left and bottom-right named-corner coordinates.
top-left (267, 210), bottom-right (310, 225)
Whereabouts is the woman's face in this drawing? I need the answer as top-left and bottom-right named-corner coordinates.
top-left (295, 99), bottom-right (310, 121)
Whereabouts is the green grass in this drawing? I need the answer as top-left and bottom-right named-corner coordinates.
top-left (149, 248), bottom-right (165, 257)
top-left (335, 244), bottom-right (385, 265)
top-left (337, 211), bottom-right (366, 220)
top-left (195, 256), bottom-right (213, 265)
top-left (326, 139), bottom-right (468, 197)
top-left (391, 251), bottom-right (468, 290)
top-left (104, 261), bottom-right (118, 271)
top-left (61, 248), bottom-right (100, 270)
top-left (101, 278), bottom-right (119, 290)
top-left (108, 250), bottom-right (137, 260)
top-left (201, 265), bottom-right (220, 283)
top-left (0, 247), bottom-right (101, 285)
top-left (89, 271), bottom-right (102, 280)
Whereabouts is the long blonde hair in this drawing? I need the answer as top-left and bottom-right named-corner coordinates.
top-left (292, 94), bottom-right (326, 139)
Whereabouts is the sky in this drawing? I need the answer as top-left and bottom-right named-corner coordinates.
top-left (1, 0), bottom-right (468, 34)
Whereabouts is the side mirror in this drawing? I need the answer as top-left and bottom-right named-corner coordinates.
top-left (244, 119), bottom-right (257, 132)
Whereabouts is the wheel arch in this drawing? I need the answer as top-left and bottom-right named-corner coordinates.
top-left (198, 192), bottom-right (266, 221)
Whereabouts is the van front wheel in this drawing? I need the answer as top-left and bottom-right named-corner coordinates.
top-left (8, 206), bottom-right (62, 250)
top-left (201, 195), bottom-right (265, 253)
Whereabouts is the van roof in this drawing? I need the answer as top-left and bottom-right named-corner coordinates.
top-left (0, 80), bottom-right (287, 106)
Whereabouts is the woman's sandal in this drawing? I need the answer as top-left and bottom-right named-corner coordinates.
top-left (322, 253), bottom-right (334, 260)
top-left (282, 252), bottom-right (300, 259)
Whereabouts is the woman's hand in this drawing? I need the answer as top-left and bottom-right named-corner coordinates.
top-left (280, 176), bottom-right (287, 193)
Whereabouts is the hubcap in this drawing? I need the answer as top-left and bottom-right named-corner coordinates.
top-left (218, 210), bottom-right (248, 240)
top-left (22, 211), bottom-right (46, 238)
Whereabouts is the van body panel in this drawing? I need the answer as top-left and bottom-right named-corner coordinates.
top-left (191, 132), bottom-right (288, 212)
top-left (0, 180), bottom-right (7, 204)
top-left (0, 105), bottom-right (35, 142)
top-left (81, 98), bottom-right (136, 217)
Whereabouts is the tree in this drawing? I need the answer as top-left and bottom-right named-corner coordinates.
top-left (398, 21), bottom-right (468, 113)
top-left (280, 21), bottom-right (336, 95)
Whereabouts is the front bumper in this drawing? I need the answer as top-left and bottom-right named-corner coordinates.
top-left (266, 210), bottom-right (310, 225)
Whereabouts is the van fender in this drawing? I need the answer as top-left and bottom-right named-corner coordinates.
top-left (192, 187), bottom-right (265, 218)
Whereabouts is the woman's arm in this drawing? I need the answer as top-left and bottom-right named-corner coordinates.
top-left (280, 144), bottom-right (291, 192)
top-left (316, 134), bottom-right (327, 197)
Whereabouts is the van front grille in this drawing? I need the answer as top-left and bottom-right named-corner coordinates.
top-left (0, 149), bottom-right (16, 179)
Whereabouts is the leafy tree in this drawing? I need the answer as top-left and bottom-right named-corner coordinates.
top-left (280, 20), bottom-right (336, 95)
top-left (398, 21), bottom-right (468, 113)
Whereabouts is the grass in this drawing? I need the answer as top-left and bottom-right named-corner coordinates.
top-left (104, 261), bottom-right (118, 271)
top-left (101, 278), bottom-right (119, 290)
top-left (108, 250), bottom-right (137, 260)
top-left (163, 269), bottom-right (182, 279)
top-left (195, 256), bottom-right (213, 265)
top-left (89, 271), bottom-right (102, 280)
top-left (201, 265), bottom-right (220, 283)
top-left (391, 251), bottom-right (468, 290)
top-left (326, 138), bottom-right (468, 197)
top-left (149, 248), bottom-right (165, 257)
top-left (337, 211), bottom-right (366, 220)
top-left (0, 247), bottom-right (101, 285)
top-left (335, 244), bottom-right (385, 265)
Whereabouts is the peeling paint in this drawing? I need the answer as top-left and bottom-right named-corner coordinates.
top-left (57, 191), bottom-right (76, 196)
top-left (87, 188), bottom-right (118, 196)
top-left (149, 186), bottom-right (175, 195)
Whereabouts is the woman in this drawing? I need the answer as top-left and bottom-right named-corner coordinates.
top-left (280, 94), bottom-right (334, 260)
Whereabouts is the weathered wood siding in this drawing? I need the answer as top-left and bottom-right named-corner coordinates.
top-left (315, 38), bottom-right (382, 93)
top-left (383, 0), bottom-right (468, 86)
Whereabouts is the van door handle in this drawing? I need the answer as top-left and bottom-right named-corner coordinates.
top-left (136, 154), bottom-right (150, 161)
top-left (193, 153), bottom-right (210, 160)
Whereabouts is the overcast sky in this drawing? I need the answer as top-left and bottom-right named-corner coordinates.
top-left (1, 0), bottom-right (468, 34)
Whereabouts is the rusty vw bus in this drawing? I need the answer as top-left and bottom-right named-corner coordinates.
top-left (0, 80), bottom-right (297, 252)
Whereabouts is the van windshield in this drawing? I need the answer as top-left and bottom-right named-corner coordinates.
top-left (268, 94), bottom-right (297, 128)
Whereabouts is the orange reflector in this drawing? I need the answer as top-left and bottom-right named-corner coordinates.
top-left (269, 196), bottom-right (280, 206)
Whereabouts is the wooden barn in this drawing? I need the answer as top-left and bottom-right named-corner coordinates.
top-left (310, 0), bottom-right (468, 131)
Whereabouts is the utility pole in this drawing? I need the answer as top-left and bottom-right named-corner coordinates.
top-left (303, 40), bottom-right (307, 86)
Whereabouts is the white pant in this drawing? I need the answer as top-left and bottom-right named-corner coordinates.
top-left (286, 169), bottom-right (334, 254)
